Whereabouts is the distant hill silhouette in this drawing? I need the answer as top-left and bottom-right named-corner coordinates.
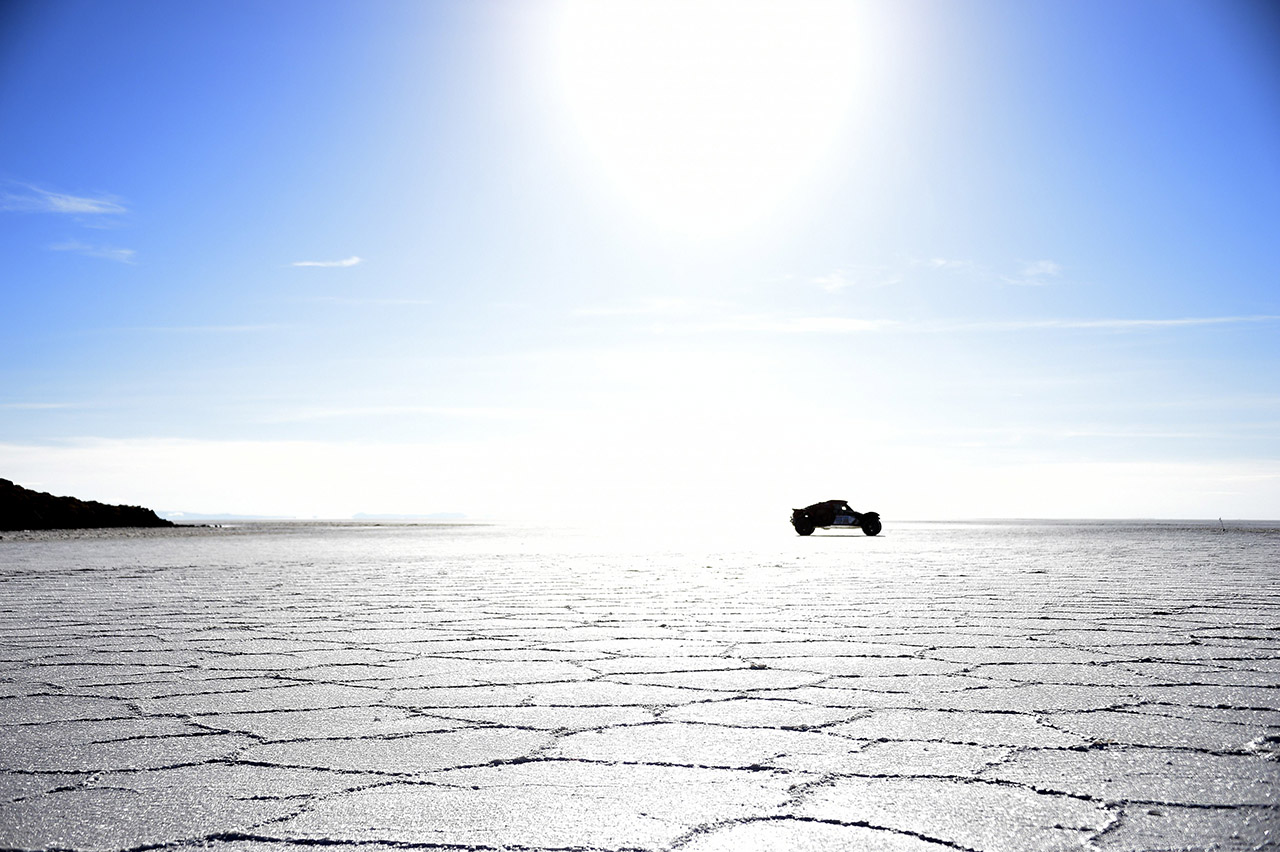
top-left (0, 478), bottom-right (175, 531)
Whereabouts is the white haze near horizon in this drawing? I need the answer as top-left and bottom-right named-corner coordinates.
top-left (3, 439), bottom-right (1277, 525)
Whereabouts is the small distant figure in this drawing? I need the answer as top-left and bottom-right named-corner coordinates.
top-left (790, 499), bottom-right (881, 536)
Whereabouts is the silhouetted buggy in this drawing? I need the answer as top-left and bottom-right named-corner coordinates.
top-left (791, 500), bottom-right (881, 536)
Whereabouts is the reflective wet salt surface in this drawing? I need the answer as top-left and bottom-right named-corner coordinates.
top-left (1, 520), bottom-right (1278, 851)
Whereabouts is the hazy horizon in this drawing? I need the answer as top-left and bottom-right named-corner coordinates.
top-left (2, 0), bottom-right (1278, 524)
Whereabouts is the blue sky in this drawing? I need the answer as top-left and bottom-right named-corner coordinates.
top-left (2, 0), bottom-right (1278, 521)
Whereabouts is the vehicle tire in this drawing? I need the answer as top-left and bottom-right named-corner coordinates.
top-left (860, 517), bottom-right (882, 536)
top-left (794, 522), bottom-right (815, 536)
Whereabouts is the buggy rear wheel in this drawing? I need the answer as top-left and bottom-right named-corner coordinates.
top-left (794, 521), bottom-right (815, 536)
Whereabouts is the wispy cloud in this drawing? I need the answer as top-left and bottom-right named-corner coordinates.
top-left (310, 296), bottom-right (432, 306)
top-left (912, 257), bottom-right (976, 273)
top-left (1, 183), bottom-right (127, 214)
top-left (122, 324), bottom-right (284, 334)
top-left (1021, 260), bottom-right (1062, 277)
top-left (0, 402), bottom-right (78, 410)
top-left (1051, 427), bottom-right (1217, 440)
top-left (909, 256), bottom-right (1065, 287)
top-left (573, 298), bottom-right (716, 317)
top-left (812, 266), bottom-right (902, 292)
top-left (804, 257), bottom-right (1066, 294)
top-left (719, 315), bottom-right (899, 334)
top-left (48, 240), bottom-right (136, 263)
top-left (263, 405), bottom-right (537, 423)
top-left (649, 313), bottom-right (898, 335)
top-left (673, 312), bottom-right (1280, 336)
top-left (292, 256), bottom-right (362, 268)
top-left (939, 315), bottom-right (1280, 332)
top-left (1002, 259), bottom-right (1063, 286)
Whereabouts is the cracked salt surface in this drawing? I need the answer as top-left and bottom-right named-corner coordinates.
top-left (1, 519), bottom-right (1278, 851)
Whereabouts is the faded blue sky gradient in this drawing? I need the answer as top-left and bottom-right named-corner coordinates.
top-left (2, 0), bottom-right (1278, 521)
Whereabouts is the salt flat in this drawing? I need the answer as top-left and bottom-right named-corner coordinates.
top-left (0, 520), bottom-right (1277, 851)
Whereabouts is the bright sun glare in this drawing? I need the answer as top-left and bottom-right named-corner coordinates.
top-left (553, 0), bottom-right (866, 238)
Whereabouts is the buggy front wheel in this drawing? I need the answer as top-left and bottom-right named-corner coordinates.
top-left (860, 516), bottom-right (882, 536)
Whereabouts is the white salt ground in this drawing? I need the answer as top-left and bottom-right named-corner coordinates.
top-left (0, 519), bottom-right (1277, 851)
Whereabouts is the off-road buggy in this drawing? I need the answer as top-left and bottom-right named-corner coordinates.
top-left (791, 500), bottom-right (881, 536)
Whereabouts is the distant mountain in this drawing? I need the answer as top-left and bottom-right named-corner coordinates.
top-left (158, 511), bottom-right (296, 521)
top-left (351, 512), bottom-right (468, 521)
top-left (0, 479), bottom-right (175, 531)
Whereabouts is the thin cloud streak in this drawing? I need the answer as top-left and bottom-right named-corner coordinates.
top-left (678, 313), bottom-right (1280, 335)
top-left (1, 183), bottom-right (127, 214)
top-left (906, 257), bottom-right (1064, 287)
top-left (0, 402), bottom-right (79, 410)
top-left (812, 267), bottom-right (902, 292)
top-left (310, 296), bottom-right (433, 306)
top-left (716, 315), bottom-right (900, 334)
top-left (262, 405), bottom-right (540, 423)
top-left (573, 298), bottom-right (721, 317)
top-left (1002, 259), bottom-right (1063, 286)
top-left (912, 257), bottom-right (976, 272)
top-left (1021, 260), bottom-right (1062, 277)
top-left (910, 424), bottom-right (1221, 442)
top-left (944, 315), bottom-right (1280, 331)
top-left (118, 324), bottom-right (285, 334)
top-left (48, 240), bottom-right (136, 263)
top-left (292, 256), bottom-right (362, 268)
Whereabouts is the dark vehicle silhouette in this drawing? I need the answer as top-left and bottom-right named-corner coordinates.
top-left (791, 500), bottom-right (881, 536)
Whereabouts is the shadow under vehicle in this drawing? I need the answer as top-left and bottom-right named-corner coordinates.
top-left (790, 500), bottom-right (881, 536)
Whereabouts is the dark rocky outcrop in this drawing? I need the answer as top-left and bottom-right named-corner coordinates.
top-left (0, 478), bottom-right (174, 531)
